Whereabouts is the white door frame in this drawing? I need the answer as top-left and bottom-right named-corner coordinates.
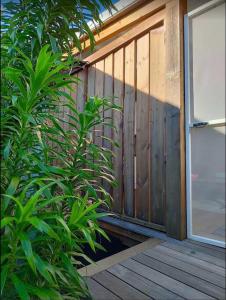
top-left (184, 0), bottom-right (226, 248)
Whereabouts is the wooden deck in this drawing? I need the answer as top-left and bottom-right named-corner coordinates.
top-left (80, 239), bottom-right (226, 300)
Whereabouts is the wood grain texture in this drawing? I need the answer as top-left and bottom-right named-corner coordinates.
top-left (155, 243), bottom-right (226, 277)
top-left (113, 48), bottom-right (124, 214)
top-left (108, 264), bottom-right (183, 300)
top-left (93, 270), bottom-right (150, 300)
top-left (121, 258), bottom-right (213, 299)
top-left (103, 54), bottom-right (113, 195)
top-left (165, 0), bottom-right (186, 239)
top-left (134, 253), bottom-right (225, 299)
top-left (71, 0), bottom-right (169, 56)
top-left (87, 238), bottom-right (225, 300)
top-left (94, 59), bottom-right (104, 147)
top-left (86, 278), bottom-right (120, 300)
top-left (85, 10), bottom-right (165, 64)
top-left (162, 241), bottom-right (225, 268)
top-left (87, 64), bottom-right (96, 98)
top-left (124, 41), bottom-right (135, 217)
top-left (149, 25), bottom-right (166, 226)
top-left (143, 247), bottom-right (225, 288)
top-left (76, 69), bottom-right (87, 112)
top-left (135, 33), bottom-right (150, 221)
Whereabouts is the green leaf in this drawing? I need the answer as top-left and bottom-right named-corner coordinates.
top-left (1, 266), bottom-right (8, 295)
top-left (0, 217), bottom-right (16, 229)
top-left (28, 217), bottom-right (60, 241)
top-left (11, 274), bottom-right (30, 300)
top-left (2, 177), bottom-right (20, 212)
top-left (3, 140), bottom-right (11, 160)
top-left (55, 216), bottom-right (71, 243)
top-left (34, 255), bottom-right (55, 285)
top-left (36, 23), bottom-right (43, 45)
top-left (26, 284), bottom-right (63, 300)
top-left (19, 233), bottom-right (36, 274)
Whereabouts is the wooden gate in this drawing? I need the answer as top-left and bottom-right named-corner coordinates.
top-left (70, 0), bottom-right (186, 239)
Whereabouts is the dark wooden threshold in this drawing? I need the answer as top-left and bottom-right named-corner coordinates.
top-left (99, 216), bottom-right (176, 243)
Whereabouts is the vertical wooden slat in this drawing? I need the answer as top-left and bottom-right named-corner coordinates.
top-left (95, 60), bottom-right (105, 147)
top-left (124, 41), bottom-right (135, 217)
top-left (135, 33), bottom-right (150, 221)
top-left (104, 54), bottom-right (113, 149)
top-left (76, 70), bottom-right (87, 112)
top-left (87, 65), bottom-right (96, 147)
top-left (103, 54), bottom-right (113, 194)
top-left (87, 65), bottom-right (96, 98)
top-left (113, 48), bottom-right (124, 213)
top-left (150, 25), bottom-right (166, 226)
top-left (165, 0), bottom-right (186, 239)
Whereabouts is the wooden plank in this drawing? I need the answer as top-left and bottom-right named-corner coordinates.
top-left (165, 0), bottom-right (186, 239)
top-left (187, 239), bottom-right (226, 254)
top-left (76, 69), bottom-right (87, 112)
top-left (71, 0), bottom-right (169, 55)
top-left (87, 65), bottom-right (96, 98)
top-left (93, 270), bottom-right (151, 300)
top-left (134, 253), bottom-right (225, 299)
top-left (108, 264), bottom-right (183, 300)
top-left (155, 244), bottom-right (226, 277)
top-left (124, 41), bottom-right (135, 217)
top-left (85, 10), bottom-right (165, 64)
top-left (143, 247), bottom-right (225, 288)
top-left (121, 258), bottom-right (213, 299)
top-left (79, 238), bottom-right (161, 277)
top-left (149, 25), bottom-right (166, 226)
top-left (113, 48), bottom-right (124, 214)
top-left (86, 278), bottom-right (120, 300)
top-left (94, 60), bottom-right (104, 147)
top-left (103, 54), bottom-right (113, 149)
top-left (179, 240), bottom-right (226, 260)
top-left (163, 241), bottom-right (225, 268)
top-left (135, 33), bottom-right (150, 221)
top-left (103, 54), bottom-right (113, 195)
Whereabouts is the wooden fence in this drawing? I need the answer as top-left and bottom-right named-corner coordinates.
top-left (64, 0), bottom-right (186, 239)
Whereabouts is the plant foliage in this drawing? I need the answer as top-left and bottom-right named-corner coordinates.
top-left (1, 1), bottom-right (119, 299)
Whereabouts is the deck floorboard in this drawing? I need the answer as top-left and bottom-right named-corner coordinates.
top-left (84, 239), bottom-right (226, 300)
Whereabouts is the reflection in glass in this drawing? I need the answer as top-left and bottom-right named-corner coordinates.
top-left (191, 126), bottom-right (225, 242)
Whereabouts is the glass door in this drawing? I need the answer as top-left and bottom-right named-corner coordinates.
top-left (185, 0), bottom-right (225, 247)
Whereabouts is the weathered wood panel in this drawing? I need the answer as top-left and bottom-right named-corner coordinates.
top-left (113, 48), bottom-right (124, 214)
top-left (165, 0), bottom-right (186, 239)
top-left (76, 70), bottom-right (86, 112)
top-left (87, 65), bottom-right (96, 98)
top-left (103, 54), bottom-right (113, 194)
top-left (149, 25), bottom-right (166, 226)
top-left (94, 60), bottom-right (104, 147)
top-left (135, 33), bottom-right (150, 221)
top-left (63, 0), bottom-right (186, 239)
top-left (124, 41), bottom-right (135, 217)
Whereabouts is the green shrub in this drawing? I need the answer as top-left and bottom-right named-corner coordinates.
top-left (1, 1), bottom-right (119, 299)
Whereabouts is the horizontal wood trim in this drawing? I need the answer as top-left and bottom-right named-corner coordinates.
top-left (84, 9), bottom-right (165, 65)
top-left (115, 215), bottom-right (166, 232)
top-left (71, 0), bottom-right (171, 56)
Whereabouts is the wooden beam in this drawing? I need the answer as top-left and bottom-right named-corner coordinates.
top-left (72, 0), bottom-right (169, 56)
top-left (84, 9), bottom-right (165, 65)
top-left (78, 238), bottom-right (162, 277)
top-left (165, 0), bottom-right (186, 240)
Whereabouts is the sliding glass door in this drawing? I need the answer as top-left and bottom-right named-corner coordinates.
top-left (185, 0), bottom-right (225, 247)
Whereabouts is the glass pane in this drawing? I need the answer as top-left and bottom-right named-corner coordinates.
top-left (191, 126), bottom-right (225, 242)
top-left (191, 3), bottom-right (225, 122)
